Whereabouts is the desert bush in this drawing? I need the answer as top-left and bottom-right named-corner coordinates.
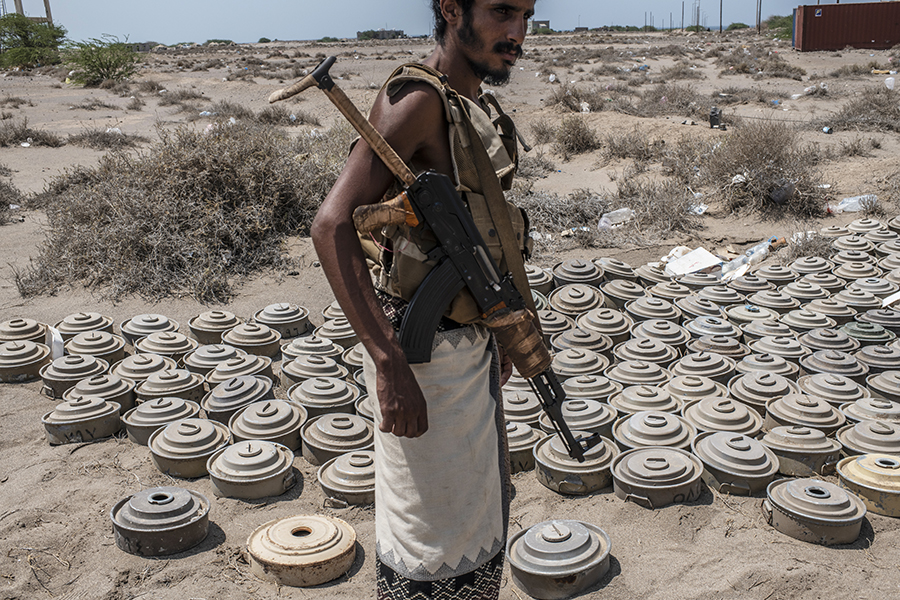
top-left (546, 84), bottom-right (605, 113)
top-left (256, 104), bottom-right (320, 126)
top-left (517, 152), bottom-right (555, 179)
top-left (68, 127), bottom-right (149, 150)
top-left (508, 175), bottom-right (699, 254)
top-left (615, 83), bottom-right (708, 118)
top-left (603, 127), bottom-right (665, 163)
top-left (660, 63), bottom-right (704, 80)
top-left (824, 86), bottom-right (900, 133)
top-left (158, 88), bottom-right (205, 106)
top-left (727, 22), bottom-right (750, 30)
top-left (776, 230), bottom-right (835, 264)
top-left (204, 100), bottom-right (255, 121)
top-left (0, 179), bottom-right (23, 224)
top-left (0, 13), bottom-right (66, 68)
top-left (64, 36), bottom-right (141, 86)
top-left (530, 118), bottom-right (556, 145)
top-left (126, 96), bottom-right (144, 111)
top-left (703, 119), bottom-right (825, 216)
top-left (16, 122), bottom-right (355, 301)
top-left (765, 15), bottom-right (793, 39)
top-left (553, 115), bottom-right (600, 160)
top-left (0, 118), bottom-right (63, 147)
top-left (0, 95), bottom-right (32, 108)
top-left (71, 97), bottom-right (118, 111)
top-left (137, 79), bottom-right (164, 93)
top-left (713, 86), bottom-right (787, 105)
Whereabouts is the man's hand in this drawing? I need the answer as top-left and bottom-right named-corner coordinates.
top-left (498, 344), bottom-right (513, 387)
top-left (376, 362), bottom-right (429, 438)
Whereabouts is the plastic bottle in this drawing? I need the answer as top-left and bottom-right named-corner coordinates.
top-left (720, 237), bottom-right (778, 276)
top-left (886, 77), bottom-right (895, 91)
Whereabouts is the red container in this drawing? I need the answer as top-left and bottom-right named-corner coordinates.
top-left (794, 2), bottom-right (900, 52)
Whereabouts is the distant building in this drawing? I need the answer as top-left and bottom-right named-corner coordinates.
top-left (129, 41), bottom-right (160, 53)
top-left (574, 27), bottom-right (589, 33)
top-left (529, 20), bottom-right (551, 33)
top-left (357, 29), bottom-right (405, 40)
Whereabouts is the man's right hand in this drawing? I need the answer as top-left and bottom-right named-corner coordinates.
top-left (376, 361), bottom-right (428, 438)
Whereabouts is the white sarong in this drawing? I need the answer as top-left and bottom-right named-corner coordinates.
top-left (362, 325), bottom-right (507, 582)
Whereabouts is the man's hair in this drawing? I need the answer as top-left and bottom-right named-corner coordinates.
top-left (432, 0), bottom-right (476, 44)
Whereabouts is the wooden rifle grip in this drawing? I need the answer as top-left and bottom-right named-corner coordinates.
top-left (483, 309), bottom-right (551, 379)
top-left (353, 191), bottom-right (419, 234)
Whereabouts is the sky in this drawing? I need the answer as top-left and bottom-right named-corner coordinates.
top-left (20, 0), bottom-right (879, 45)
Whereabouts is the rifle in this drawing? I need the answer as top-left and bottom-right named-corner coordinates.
top-left (270, 57), bottom-right (603, 462)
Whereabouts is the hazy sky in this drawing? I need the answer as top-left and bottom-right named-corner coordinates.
top-left (32, 0), bottom-right (877, 45)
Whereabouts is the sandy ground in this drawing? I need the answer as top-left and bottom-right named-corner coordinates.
top-left (1, 30), bottom-right (900, 600)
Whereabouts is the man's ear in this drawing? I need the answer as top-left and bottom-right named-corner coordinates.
top-left (440, 0), bottom-right (463, 27)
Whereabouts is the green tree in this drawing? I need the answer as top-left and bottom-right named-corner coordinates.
top-left (0, 13), bottom-right (67, 68)
top-left (64, 36), bottom-right (140, 86)
top-left (727, 22), bottom-right (750, 30)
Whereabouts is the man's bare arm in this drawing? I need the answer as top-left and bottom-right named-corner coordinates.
top-left (310, 82), bottom-right (450, 439)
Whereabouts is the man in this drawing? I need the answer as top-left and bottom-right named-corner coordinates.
top-left (311, 0), bottom-right (535, 597)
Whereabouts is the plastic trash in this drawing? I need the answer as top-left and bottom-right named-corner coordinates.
top-left (9, 204), bottom-right (20, 210)
top-left (721, 236), bottom-right (782, 279)
top-left (598, 207), bottom-right (635, 230)
top-left (822, 126), bottom-right (833, 134)
top-left (580, 101), bottom-right (590, 113)
top-left (690, 204), bottom-right (708, 215)
top-left (548, 74), bottom-right (556, 83)
top-left (887, 77), bottom-right (895, 91)
top-left (827, 194), bottom-right (878, 214)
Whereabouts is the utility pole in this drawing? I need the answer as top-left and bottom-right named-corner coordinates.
top-left (720, 0), bottom-right (723, 33)
top-left (682, 1), bottom-right (685, 31)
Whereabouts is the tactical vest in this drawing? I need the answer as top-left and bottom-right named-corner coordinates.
top-left (359, 63), bottom-right (531, 325)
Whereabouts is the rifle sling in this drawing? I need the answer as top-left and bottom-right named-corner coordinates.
top-left (462, 117), bottom-right (538, 321)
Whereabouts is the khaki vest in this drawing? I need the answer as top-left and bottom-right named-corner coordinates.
top-left (360, 63), bottom-right (531, 324)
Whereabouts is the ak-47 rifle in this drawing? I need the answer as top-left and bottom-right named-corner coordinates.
top-left (270, 57), bottom-right (603, 462)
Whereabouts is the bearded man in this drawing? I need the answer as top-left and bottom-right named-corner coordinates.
top-left (311, 1), bottom-right (535, 598)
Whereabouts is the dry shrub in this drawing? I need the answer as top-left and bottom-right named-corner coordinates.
top-left (603, 127), bottom-right (664, 163)
top-left (530, 118), bottom-right (556, 145)
top-left (517, 152), bottom-right (555, 179)
top-left (0, 95), bottom-right (32, 108)
top-left (0, 179), bottom-right (23, 225)
top-left (71, 97), bottom-right (118, 111)
top-left (553, 115), bottom-right (599, 160)
top-left (16, 122), bottom-right (354, 302)
top-left (828, 61), bottom-right (885, 78)
top-left (100, 80), bottom-right (132, 95)
top-left (546, 84), bottom-right (605, 113)
top-left (205, 100), bottom-right (255, 120)
top-left (662, 135), bottom-right (717, 185)
top-left (824, 86), bottom-right (900, 133)
top-left (0, 118), bottom-right (64, 147)
top-left (776, 230), bottom-right (835, 264)
top-left (158, 88), bottom-right (205, 106)
top-left (126, 96), bottom-right (145, 111)
top-left (612, 83), bottom-right (708, 118)
top-left (509, 175), bottom-right (700, 254)
top-left (68, 127), bottom-right (149, 150)
top-left (660, 63), bottom-right (704, 80)
top-left (717, 47), bottom-right (805, 80)
top-left (136, 79), bottom-right (164, 93)
top-left (713, 86), bottom-right (786, 105)
top-left (256, 104), bottom-right (320, 127)
top-left (703, 119), bottom-right (825, 217)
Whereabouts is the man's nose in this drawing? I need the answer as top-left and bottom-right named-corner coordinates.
top-left (508, 16), bottom-right (526, 46)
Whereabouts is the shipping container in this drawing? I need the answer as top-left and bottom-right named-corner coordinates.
top-left (794, 2), bottom-right (900, 52)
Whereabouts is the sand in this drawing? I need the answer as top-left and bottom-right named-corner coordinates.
top-left (1, 30), bottom-right (899, 600)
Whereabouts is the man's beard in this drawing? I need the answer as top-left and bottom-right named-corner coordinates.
top-left (457, 13), bottom-right (522, 86)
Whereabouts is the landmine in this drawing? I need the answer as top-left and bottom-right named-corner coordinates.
top-left (253, 303), bottom-right (310, 339)
top-left (246, 515), bottom-right (356, 587)
top-left (507, 520), bottom-right (611, 600)
top-left (111, 487), bottom-right (210, 556)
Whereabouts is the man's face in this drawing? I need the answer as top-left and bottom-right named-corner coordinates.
top-left (456, 0), bottom-right (535, 85)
